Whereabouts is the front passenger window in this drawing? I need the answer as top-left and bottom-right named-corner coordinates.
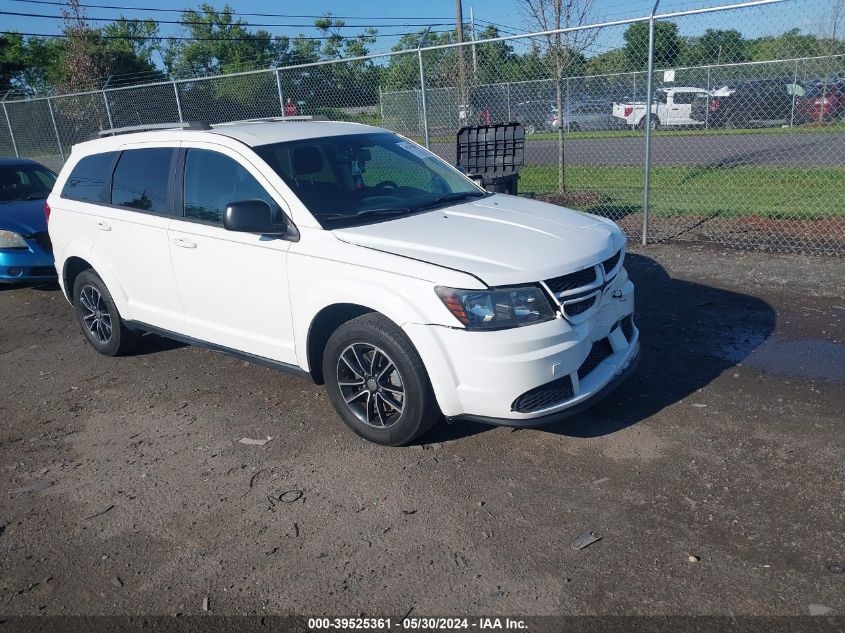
top-left (183, 149), bottom-right (276, 223)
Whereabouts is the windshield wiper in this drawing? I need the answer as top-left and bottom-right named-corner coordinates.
top-left (313, 208), bottom-right (411, 221)
top-left (355, 207), bottom-right (411, 217)
top-left (416, 191), bottom-right (487, 210)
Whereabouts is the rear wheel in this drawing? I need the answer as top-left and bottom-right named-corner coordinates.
top-left (73, 270), bottom-right (136, 356)
top-left (323, 313), bottom-right (440, 446)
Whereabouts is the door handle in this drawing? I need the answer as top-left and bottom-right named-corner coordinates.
top-left (96, 221), bottom-right (111, 231)
top-left (173, 237), bottom-right (197, 249)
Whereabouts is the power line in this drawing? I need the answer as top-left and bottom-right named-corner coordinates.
top-left (6, 0), bottom-right (452, 20)
top-left (0, 29), bottom-right (452, 42)
top-left (0, 10), bottom-right (453, 29)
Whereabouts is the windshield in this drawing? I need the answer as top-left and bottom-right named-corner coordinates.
top-left (254, 132), bottom-right (486, 228)
top-left (0, 164), bottom-right (56, 203)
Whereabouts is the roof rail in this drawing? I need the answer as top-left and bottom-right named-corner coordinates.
top-left (91, 121), bottom-right (211, 140)
top-left (213, 115), bottom-right (328, 126)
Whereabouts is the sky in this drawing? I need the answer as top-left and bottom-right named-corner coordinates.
top-left (0, 0), bottom-right (823, 64)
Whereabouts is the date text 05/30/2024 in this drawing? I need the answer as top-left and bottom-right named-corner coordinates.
top-left (308, 618), bottom-right (529, 630)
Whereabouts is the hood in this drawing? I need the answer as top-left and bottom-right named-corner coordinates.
top-left (0, 198), bottom-right (48, 236)
top-left (333, 194), bottom-right (625, 287)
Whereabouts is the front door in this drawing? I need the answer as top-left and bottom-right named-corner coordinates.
top-left (669, 91), bottom-right (699, 125)
top-left (167, 145), bottom-right (297, 365)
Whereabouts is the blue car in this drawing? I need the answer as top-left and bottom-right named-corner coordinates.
top-left (0, 158), bottom-right (58, 284)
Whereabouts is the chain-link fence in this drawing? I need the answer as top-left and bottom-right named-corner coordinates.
top-left (2, 0), bottom-right (844, 254)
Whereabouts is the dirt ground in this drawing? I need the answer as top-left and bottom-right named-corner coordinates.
top-left (0, 242), bottom-right (843, 618)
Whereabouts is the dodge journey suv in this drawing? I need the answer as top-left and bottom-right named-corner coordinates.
top-left (47, 118), bottom-right (638, 446)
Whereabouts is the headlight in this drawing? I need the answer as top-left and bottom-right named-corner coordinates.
top-left (435, 285), bottom-right (556, 330)
top-left (0, 230), bottom-right (28, 250)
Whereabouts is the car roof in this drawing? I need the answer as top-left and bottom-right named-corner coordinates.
top-left (0, 157), bottom-right (46, 168)
top-left (70, 119), bottom-right (388, 155)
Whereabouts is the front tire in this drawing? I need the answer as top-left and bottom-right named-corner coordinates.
top-left (73, 270), bottom-right (136, 356)
top-left (323, 313), bottom-right (440, 446)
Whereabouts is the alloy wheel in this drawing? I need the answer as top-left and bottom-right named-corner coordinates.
top-left (336, 343), bottom-right (405, 428)
top-left (79, 284), bottom-right (112, 344)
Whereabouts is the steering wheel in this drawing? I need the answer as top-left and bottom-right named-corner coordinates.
top-left (371, 180), bottom-right (398, 194)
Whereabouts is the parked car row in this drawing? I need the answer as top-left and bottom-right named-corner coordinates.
top-left (505, 78), bottom-right (845, 133)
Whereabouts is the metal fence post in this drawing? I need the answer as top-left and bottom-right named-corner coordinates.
top-left (565, 76), bottom-right (571, 131)
top-left (379, 85), bottom-right (385, 127)
top-left (46, 95), bottom-right (64, 163)
top-left (102, 91), bottom-right (114, 130)
top-left (418, 49), bottom-right (430, 149)
top-left (789, 58), bottom-right (799, 127)
top-left (275, 68), bottom-right (285, 116)
top-left (173, 81), bottom-right (184, 123)
top-left (1, 91), bottom-right (18, 158)
top-left (507, 83), bottom-right (512, 121)
top-left (642, 0), bottom-right (660, 246)
top-left (705, 66), bottom-right (711, 130)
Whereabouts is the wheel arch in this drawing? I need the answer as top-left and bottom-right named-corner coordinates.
top-left (62, 256), bottom-right (93, 302)
top-left (305, 303), bottom-right (375, 384)
top-left (59, 244), bottom-right (131, 317)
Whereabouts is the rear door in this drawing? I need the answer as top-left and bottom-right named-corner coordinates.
top-left (167, 143), bottom-right (297, 364)
top-left (62, 144), bottom-right (184, 331)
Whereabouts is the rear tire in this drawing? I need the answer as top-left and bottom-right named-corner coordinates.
top-left (323, 313), bottom-right (440, 446)
top-left (73, 270), bottom-right (137, 356)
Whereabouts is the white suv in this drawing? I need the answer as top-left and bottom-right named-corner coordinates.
top-left (47, 119), bottom-right (638, 446)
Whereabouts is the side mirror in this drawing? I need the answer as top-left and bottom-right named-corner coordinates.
top-left (224, 200), bottom-right (287, 235)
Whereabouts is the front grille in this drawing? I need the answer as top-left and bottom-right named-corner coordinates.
top-left (577, 338), bottom-right (614, 380)
top-left (29, 266), bottom-right (56, 277)
top-left (31, 231), bottom-right (53, 254)
top-left (512, 376), bottom-right (574, 413)
top-left (545, 267), bottom-right (597, 294)
top-left (620, 314), bottom-right (634, 341)
top-left (602, 250), bottom-right (621, 275)
top-left (564, 294), bottom-right (597, 317)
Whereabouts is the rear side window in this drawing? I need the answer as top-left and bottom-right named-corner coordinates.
top-left (61, 152), bottom-right (117, 203)
top-left (111, 148), bottom-right (174, 214)
top-left (672, 92), bottom-right (696, 104)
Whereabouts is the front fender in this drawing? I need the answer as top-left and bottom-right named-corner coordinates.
top-left (288, 252), bottom-right (465, 373)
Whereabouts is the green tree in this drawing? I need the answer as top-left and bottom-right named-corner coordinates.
top-left (164, 4), bottom-right (290, 77)
top-left (623, 21), bottom-right (683, 70)
top-left (102, 17), bottom-right (165, 83)
top-left (0, 35), bottom-right (27, 92)
top-left (684, 29), bottom-right (749, 65)
top-left (519, 0), bottom-right (599, 193)
top-left (60, 0), bottom-right (109, 92)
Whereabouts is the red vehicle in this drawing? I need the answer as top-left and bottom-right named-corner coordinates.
top-left (796, 82), bottom-right (845, 122)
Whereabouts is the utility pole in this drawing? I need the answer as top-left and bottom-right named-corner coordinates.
top-left (470, 7), bottom-right (478, 78)
top-left (456, 0), bottom-right (467, 123)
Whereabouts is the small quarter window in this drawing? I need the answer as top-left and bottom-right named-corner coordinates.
top-left (61, 152), bottom-right (117, 203)
top-left (111, 148), bottom-right (174, 214)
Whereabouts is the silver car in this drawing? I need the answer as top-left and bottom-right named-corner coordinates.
top-left (551, 100), bottom-right (624, 132)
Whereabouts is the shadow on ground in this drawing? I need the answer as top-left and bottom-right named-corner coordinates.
top-left (425, 252), bottom-right (776, 443)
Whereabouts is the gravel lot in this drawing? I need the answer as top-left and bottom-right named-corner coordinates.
top-left (1, 242), bottom-right (843, 617)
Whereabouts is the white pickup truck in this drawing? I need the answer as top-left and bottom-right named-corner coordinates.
top-left (613, 87), bottom-right (708, 129)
